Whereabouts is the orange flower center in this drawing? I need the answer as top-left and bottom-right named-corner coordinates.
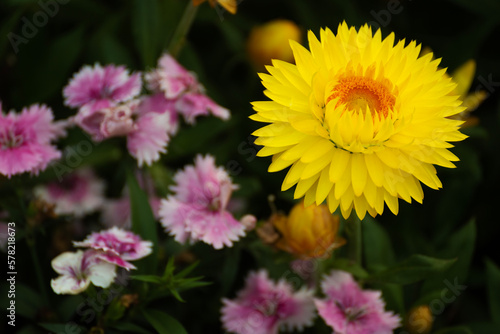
top-left (326, 76), bottom-right (395, 118)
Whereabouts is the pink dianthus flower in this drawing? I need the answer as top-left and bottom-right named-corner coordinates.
top-left (63, 64), bottom-right (141, 109)
top-left (0, 103), bottom-right (63, 178)
top-left (145, 54), bottom-right (230, 124)
top-left (34, 168), bottom-right (105, 217)
top-left (221, 270), bottom-right (315, 334)
top-left (159, 155), bottom-right (252, 249)
top-left (314, 270), bottom-right (400, 334)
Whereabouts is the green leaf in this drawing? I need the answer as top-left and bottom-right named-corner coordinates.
top-left (143, 309), bottom-right (188, 334)
top-left (331, 258), bottom-right (369, 279)
top-left (220, 246), bottom-right (241, 295)
top-left (131, 0), bottom-right (160, 68)
top-left (486, 259), bottom-right (500, 323)
top-left (127, 168), bottom-right (159, 274)
top-left (130, 275), bottom-right (164, 284)
top-left (421, 220), bottom-right (476, 294)
top-left (368, 255), bottom-right (456, 285)
top-left (110, 322), bottom-right (154, 334)
top-left (176, 260), bottom-right (200, 279)
top-left (434, 326), bottom-right (474, 334)
top-left (163, 256), bottom-right (176, 278)
top-left (362, 216), bottom-right (396, 269)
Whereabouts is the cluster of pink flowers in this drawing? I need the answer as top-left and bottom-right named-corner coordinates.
top-left (0, 103), bottom-right (64, 178)
top-left (221, 269), bottom-right (401, 334)
top-left (63, 54), bottom-right (229, 166)
top-left (51, 227), bottom-right (152, 294)
top-left (159, 154), bottom-right (255, 249)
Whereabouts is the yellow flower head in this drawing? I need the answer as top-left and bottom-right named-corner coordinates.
top-left (247, 19), bottom-right (302, 70)
top-left (258, 201), bottom-right (345, 259)
top-left (405, 305), bottom-right (433, 334)
top-left (251, 23), bottom-right (467, 219)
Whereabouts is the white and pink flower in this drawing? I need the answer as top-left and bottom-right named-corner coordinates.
top-left (73, 227), bottom-right (152, 270)
top-left (314, 270), bottom-right (401, 334)
top-left (72, 100), bottom-right (175, 166)
top-left (0, 103), bottom-right (63, 178)
top-left (221, 270), bottom-right (316, 334)
top-left (63, 64), bottom-right (141, 109)
top-left (51, 250), bottom-right (116, 295)
top-left (159, 155), bottom-right (252, 249)
top-left (144, 54), bottom-right (230, 124)
top-left (34, 168), bottom-right (105, 217)
top-left (145, 53), bottom-right (198, 99)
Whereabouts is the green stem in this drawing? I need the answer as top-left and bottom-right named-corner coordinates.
top-left (167, 1), bottom-right (199, 56)
top-left (27, 235), bottom-right (50, 307)
top-left (345, 214), bottom-right (362, 265)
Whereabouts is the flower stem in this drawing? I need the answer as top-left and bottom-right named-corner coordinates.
top-left (27, 235), bottom-right (50, 307)
top-left (345, 214), bottom-right (362, 265)
top-left (167, 1), bottom-right (199, 56)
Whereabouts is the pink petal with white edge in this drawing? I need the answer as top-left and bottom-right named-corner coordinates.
top-left (127, 112), bottom-right (172, 167)
top-left (159, 198), bottom-right (193, 244)
top-left (221, 270), bottom-right (315, 334)
top-left (63, 64), bottom-right (141, 108)
top-left (175, 93), bottom-right (230, 124)
top-left (137, 93), bottom-right (179, 135)
top-left (315, 270), bottom-right (401, 334)
top-left (73, 227), bottom-right (152, 270)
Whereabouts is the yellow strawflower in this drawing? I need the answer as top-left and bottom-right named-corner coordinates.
top-left (251, 22), bottom-right (467, 219)
top-left (258, 201), bottom-right (345, 259)
top-left (247, 19), bottom-right (302, 70)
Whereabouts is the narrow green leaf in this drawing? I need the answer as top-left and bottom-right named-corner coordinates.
top-left (127, 168), bottom-right (158, 274)
top-left (368, 255), bottom-right (456, 285)
top-left (486, 259), bottom-right (500, 323)
top-left (163, 256), bottom-right (176, 278)
top-left (176, 261), bottom-right (200, 279)
top-left (131, 0), bottom-right (160, 68)
top-left (170, 289), bottom-right (186, 302)
top-left (130, 275), bottom-right (164, 284)
top-left (143, 309), bottom-right (188, 334)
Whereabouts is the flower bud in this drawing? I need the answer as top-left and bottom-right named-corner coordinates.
top-left (262, 201), bottom-right (345, 259)
top-left (247, 19), bottom-right (302, 70)
top-left (405, 305), bottom-right (433, 334)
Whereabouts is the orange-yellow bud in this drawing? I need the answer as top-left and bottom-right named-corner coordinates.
top-left (246, 19), bottom-right (302, 70)
top-left (405, 305), bottom-right (433, 334)
top-left (267, 201), bottom-right (344, 259)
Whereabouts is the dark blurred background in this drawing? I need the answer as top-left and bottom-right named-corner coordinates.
top-left (1, 0), bottom-right (499, 333)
